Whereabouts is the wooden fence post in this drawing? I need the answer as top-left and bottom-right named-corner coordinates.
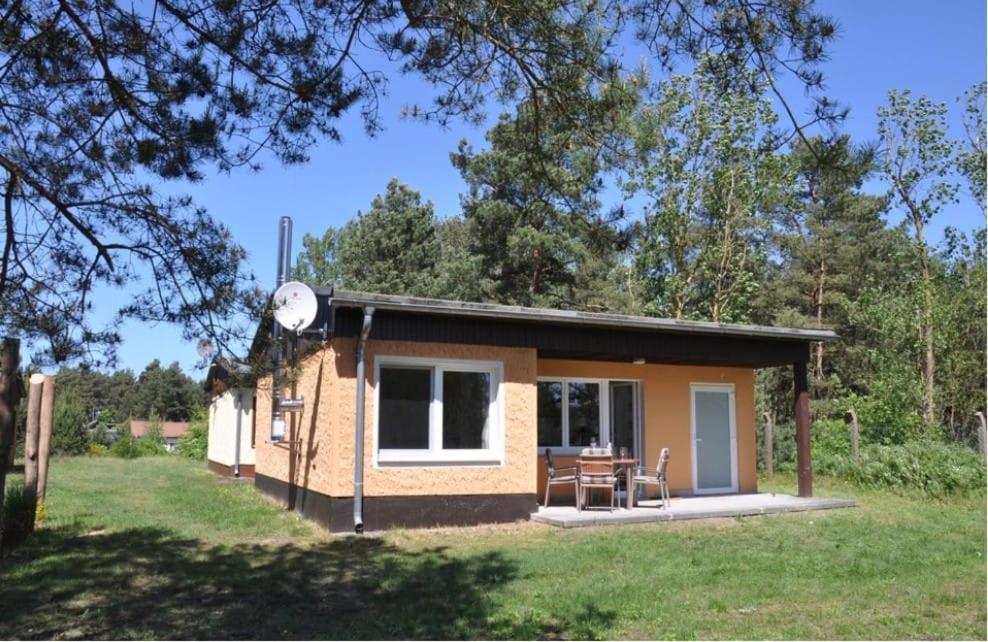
top-left (0, 338), bottom-right (21, 552)
top-left (22, 373), bottom-right (44, 529)
top-left (847, 408), bottom-right (860, 460)
top-left (762, 411), bottom-right (774, 476)
top-left (976, 411), bottom-right (986, 462)
top-left (37, 376), bottom-right (55, 502)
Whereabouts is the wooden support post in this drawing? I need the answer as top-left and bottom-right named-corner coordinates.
top-left (976, 411), bottom-right (986, 462)
top-left (0, 338), bottom-right (21, 551)
top-left (23, 373), bottom-right (44, 528)
top-left (847, 408), bottom-right (860, 460)
top-left (762, 411), bottom-right (774, 476)
top-left (793, 361), bottom-right (813, 498)
top-left (37, 376), bottom-right (55, 501)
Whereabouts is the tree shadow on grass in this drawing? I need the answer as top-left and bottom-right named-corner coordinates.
top-left (0, 524), bottom-right (615, 640)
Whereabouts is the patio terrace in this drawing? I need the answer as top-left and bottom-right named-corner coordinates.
top-left (532, 493), bottom-right (856, 528)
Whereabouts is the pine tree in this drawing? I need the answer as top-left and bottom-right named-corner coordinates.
top-left (335, 180), bottom-right (442, 297)
top-left (452, 97), bottom-right (630, 310)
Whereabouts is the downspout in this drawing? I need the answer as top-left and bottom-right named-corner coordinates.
top-left (353, 306), bottom-right (375, 534)
top-left (233, 390), bottom-right (243, 477)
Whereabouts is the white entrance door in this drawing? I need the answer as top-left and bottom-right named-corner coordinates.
top-left (691, 384), bottom-right (738, 494)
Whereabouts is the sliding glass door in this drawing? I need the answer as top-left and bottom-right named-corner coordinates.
top-left (610, 381), bottom-right (639, 457)
top-left (537, 378), bottom-right (641, 457)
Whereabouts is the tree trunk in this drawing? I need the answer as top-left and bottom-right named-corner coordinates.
top-left (37, 376), bottom-right (55, 501)
top-left (847, 408), bottom-right (859, 459)
top-left (793, 362), bottom-right (813, 498)
top-left (813, 260), bottom-right (825, 380)
top-left (976, 411), bottom-right (986, 462)
top-left (915, 221), bottom-right (936, 427)
top-left (761, 411), bottom-right (774, 475)
top-left (22, 374), bottom-right (44, 530)
top-left (0, 338), bottom-right (20, 552)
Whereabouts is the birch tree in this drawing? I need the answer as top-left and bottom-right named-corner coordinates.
top-left (624, 56), bottom-right (790, 322)
top-left (878, 90), bottom-right (959, 427)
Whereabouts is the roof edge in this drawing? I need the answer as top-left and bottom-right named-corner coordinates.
top-left (319, 288), bottom-right (839, 343)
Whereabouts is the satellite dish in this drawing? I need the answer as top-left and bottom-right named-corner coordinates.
top-left (196, 338), bottom-right (214, 359)
top-left (273, 281), bottom-right (318, 333)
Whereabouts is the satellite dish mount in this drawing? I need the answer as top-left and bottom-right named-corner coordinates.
top-left (272, 281), bottom-right (318, 335)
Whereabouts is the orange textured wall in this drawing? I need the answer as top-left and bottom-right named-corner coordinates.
top-left (253, 343), bottom-right (756, 501)
top-left (535, 360), bottom-right (757, 499)
top-left (328, 338), bottom-right (538, 497)
top-left (254, 339), bottom-right (539, 498)
top-left (253, 347), bottom-right (338, 494)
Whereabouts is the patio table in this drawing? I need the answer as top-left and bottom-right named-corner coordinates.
top-left (612, 458), bottom-right (638, 509)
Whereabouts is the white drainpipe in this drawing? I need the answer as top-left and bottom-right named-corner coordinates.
top-left (233, 390), bottom-right (243, 477)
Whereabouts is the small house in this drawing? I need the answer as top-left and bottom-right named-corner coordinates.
top-left (252, 289), bottom-right (834, 532)
top-left (129, 420), bottom-right (189, 452)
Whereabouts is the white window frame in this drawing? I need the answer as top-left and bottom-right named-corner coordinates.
top-left (374, 355), bottom-right (505, 465)
top-left (536, 377), bottom-right (641, 456)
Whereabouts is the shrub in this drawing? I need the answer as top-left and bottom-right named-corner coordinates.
top-left (87, 443), bottom-right (109, 456)
top-left (824, 440), bottom-right (986, 497)
top-left (52, 390), bottom-right (90, 455)
top-left (110, 427), bottom-right (141, 459)
top-left (1, 483), bottom-right (36, 552)
top-left (177, 408), bottom-right (208, 460)
top-left (136, 435), bottom-right (168, 457)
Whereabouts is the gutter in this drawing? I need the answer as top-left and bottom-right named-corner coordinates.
top-left (352, 306), bottom-right (375, 534)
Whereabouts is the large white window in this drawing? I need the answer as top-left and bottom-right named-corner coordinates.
top-left (538, 378), bottom-right (640, 455)
top-left (375, 356), bottom-right (504, 464)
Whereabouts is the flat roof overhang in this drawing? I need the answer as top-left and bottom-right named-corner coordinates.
top-left (322, 289), bottom-right (836, 369)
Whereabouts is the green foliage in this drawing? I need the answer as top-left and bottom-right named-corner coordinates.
top-left (624, 55), bottom-right (788, 322)
top-left (53, 362), bottom-right (204, 426)
top-left (51, 390), bottom-right (90, 455)
top-left (131, 361), bottom-right (206, 421)
top-left (136, 436), bottom-right (168, 458)
top-left (957, 82), bottom-right (987, 211)
top-left (340, 180), bottom-right (443, 297)
top-left (292, 229), bottom-right (341, 287)
top-left (110, 427), bottom-right (141, 460)
top-left (87, 443), bottom-right (109, 457)
top-left (1, 483), bottom-right (35, 552)
top-left (177, 410), bottom-right (209, 461)
top-left (452, 85), bottom-right (636, 311)
top-left (821, 441), bottom-right (986, 497)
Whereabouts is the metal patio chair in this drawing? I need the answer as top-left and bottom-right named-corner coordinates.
top-left (578, 448), bottom-right (618, 511)
top-left (631, 447), bottom-right (670, 509)
top-left (543, 448), bottom-right (580, 509)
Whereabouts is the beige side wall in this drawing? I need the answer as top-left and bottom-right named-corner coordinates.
top-left (207, 388), bottom-right (256, 467)
top-left (253, 339), bottom-right (539, 499)
top-left (535, 360), bottom-right (757, 499)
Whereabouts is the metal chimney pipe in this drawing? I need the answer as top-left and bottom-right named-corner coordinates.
top-left (271, 216), bottom-right (292, 442)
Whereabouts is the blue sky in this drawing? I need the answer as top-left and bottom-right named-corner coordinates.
top-left (85, 0), bottom-right (987, 376)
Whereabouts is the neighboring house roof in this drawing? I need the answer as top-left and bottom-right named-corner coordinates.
top-left (130, 420), bottom-right (190, 439)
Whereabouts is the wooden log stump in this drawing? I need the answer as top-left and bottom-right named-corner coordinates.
top-left (37, 376), bottom-right (56, 501)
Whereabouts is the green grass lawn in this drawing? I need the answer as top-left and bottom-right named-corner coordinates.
top-left (1, 457), bottom-right (985, 640)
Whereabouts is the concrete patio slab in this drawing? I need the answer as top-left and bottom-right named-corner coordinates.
top-left (531, 493), bottom-right (856, 528)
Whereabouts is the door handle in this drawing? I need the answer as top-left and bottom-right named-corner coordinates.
top-left (695, 438), bottom-right (702, 443)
